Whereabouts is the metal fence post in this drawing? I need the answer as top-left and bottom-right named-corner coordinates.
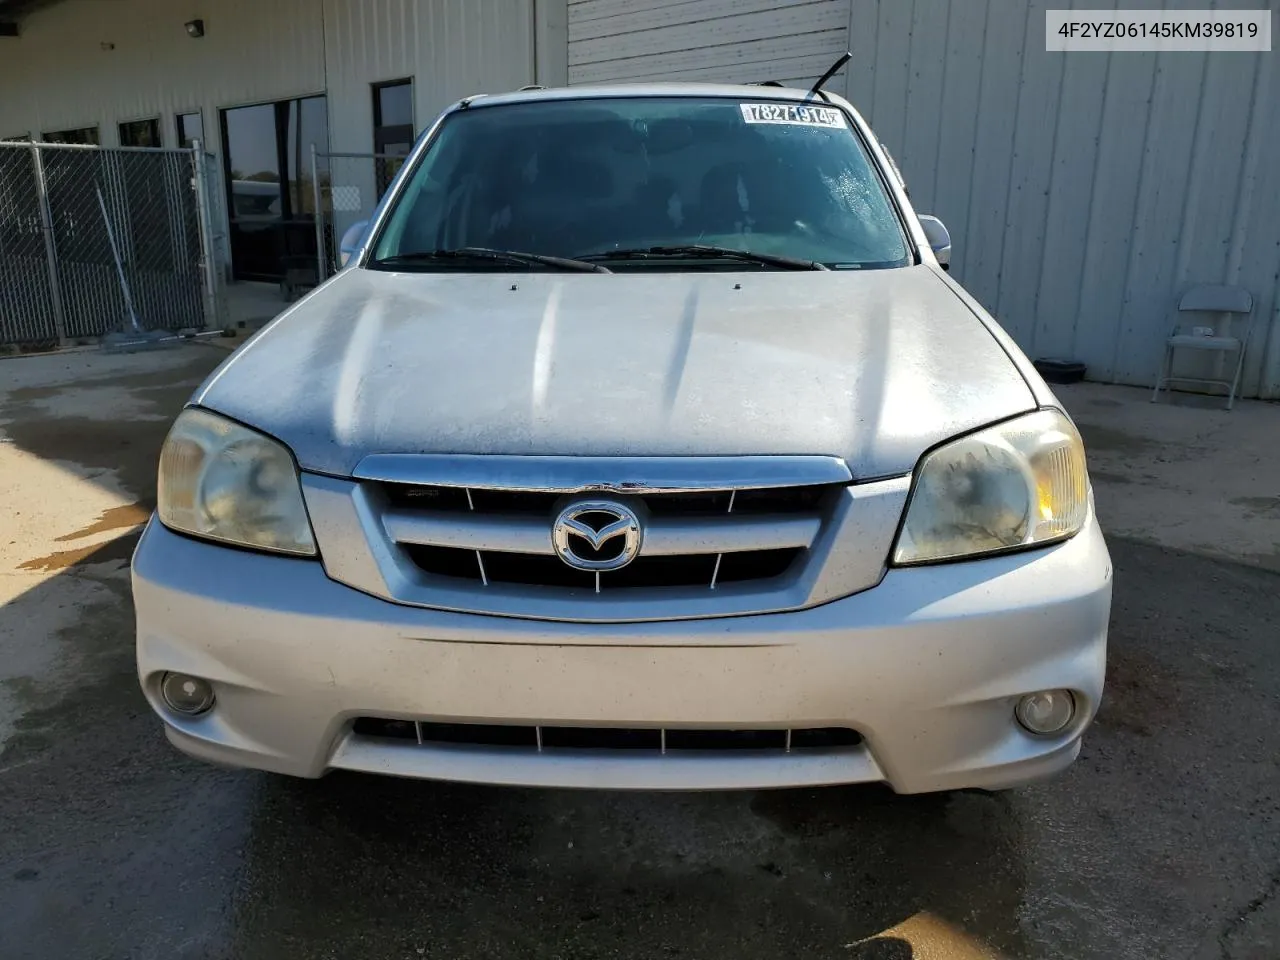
top-left (190, 140), bottom-right (221, 331)
top-left (30, 143), bottom-right (69, 344)
top-left (312, 142), bottom-right (327, 284)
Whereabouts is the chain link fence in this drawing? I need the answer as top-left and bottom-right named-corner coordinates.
top-left (0, 141), bottom-right (218, 347)
top-left (312, 149), bottom-right (405, 282)
top-left (0, 145), bottom-right (59, 344)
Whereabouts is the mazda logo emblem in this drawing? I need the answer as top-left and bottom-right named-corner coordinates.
top-left (552, 500), bottom-right (643, 572)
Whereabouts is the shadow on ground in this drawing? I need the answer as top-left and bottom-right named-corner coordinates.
top-left (230, 765), bottom-right (1026, 959)
top-left (0, 351), bottom-right (222, 511)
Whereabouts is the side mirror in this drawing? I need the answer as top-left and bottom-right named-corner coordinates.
top-left (917, 215), bottom-right (950, 270)
top-left (339, 219), bottom-right (370, 268)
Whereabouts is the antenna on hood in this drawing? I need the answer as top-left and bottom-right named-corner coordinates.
top-left (809, 51), bottom-right (851, 101)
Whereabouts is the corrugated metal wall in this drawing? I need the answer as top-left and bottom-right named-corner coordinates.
top-left (0, 0), bottom-right (328, 145)
top-left (847, 0), bottom-right (1279, 400)
top-left (568, 0), bottom-right (853, 86)
top-left (0, 0), bottom-right (536, 149)
top-left (569, 0), bottom-right (1280, 398)
top-left (321, 0), bottom-right (536, 157)
top-left (318, 0), bottom-right (536, 232)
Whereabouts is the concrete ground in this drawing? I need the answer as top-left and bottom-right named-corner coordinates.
top-left (196, 279), bottom-right (292, 352)
top-left (1058, 381), bottom-right (1280, 573)
top-left (0, 344), bottom-right (1277, 960)
top-left (221, 279), bottom-right (292, 332)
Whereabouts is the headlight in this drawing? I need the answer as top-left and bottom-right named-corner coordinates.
top-left (893, 409), bottom-right (1088, 565)
top-left (157, 408), bottom-right (317, 556)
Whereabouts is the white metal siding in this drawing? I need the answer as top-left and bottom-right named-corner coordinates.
top-left (317, 0), bottom-right (536, 256)
top-left (845, 0), bottom-right (1280, 399)
top-left (321, 0), bottom-right (536, 156)
top-left (0, 0), bottom-right (327, 147)
top-left (0, 0), bottom-right (537, 151)
top-left (568, 0), bottom-right (852, 86)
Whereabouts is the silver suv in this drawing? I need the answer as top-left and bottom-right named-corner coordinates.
top-left (134, 84), bottom-right (1111, 794)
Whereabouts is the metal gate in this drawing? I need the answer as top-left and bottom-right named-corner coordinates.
top-left (0, 140), bottom-right (219, 346)
top-left (311, 148), bottom-right (405, 283)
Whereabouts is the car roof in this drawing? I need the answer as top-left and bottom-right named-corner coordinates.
top-left (462, 82), bottom-right (853, 111)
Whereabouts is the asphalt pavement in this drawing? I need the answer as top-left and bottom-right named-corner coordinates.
top-left (0, 345), bottom-right (1277, 960)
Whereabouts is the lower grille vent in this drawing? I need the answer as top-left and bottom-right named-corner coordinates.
top-left (352, 718), bottom-right (862, 753)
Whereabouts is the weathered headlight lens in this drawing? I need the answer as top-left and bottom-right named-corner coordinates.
top-left (893, 409), bottom-right (1088, 564)
top-left (157, 408), bottom-right (316, 556)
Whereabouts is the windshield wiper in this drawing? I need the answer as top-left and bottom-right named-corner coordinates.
top-left (578, 245), bottom-right (828, 271)
top-left (373, 247), bottom-right (610, 273)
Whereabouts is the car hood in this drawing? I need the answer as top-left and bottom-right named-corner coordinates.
top-left (195, 266), bottom-right (1035, 480)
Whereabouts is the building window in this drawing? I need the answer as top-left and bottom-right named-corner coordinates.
top-left (119, 118), bottom-right (161, 148)
top-left (372, 79), bottom-right (414, 197)
top-left (42, 126), bottom-right (99, 145)
top-left (176, 111), bottom-right (204, 149)
top-left (220, 95), bottom-right (329, 283)
top-left (2, 134), bottom-right (31, 142)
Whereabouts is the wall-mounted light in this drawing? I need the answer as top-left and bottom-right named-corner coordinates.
top-left (184, 19), bottom-right (205, 38)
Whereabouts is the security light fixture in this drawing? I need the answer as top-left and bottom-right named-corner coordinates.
top-left (184, 19), bottom-right (204, 38)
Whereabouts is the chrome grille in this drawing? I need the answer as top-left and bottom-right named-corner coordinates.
top-left (387, 482), bottom-right (825, 592)
top-left (383, 484), bottom-right (830, 516)
top-left (300, 455), bottom-right (913, 622)
top-left (404, 543), bottom-right (803, 589)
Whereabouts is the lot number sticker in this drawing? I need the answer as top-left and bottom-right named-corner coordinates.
top-left (739, 103), bottom-right (847, 128)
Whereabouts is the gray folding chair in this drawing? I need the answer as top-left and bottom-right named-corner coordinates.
top-left (1151, 284), bottom-right (1254, 409)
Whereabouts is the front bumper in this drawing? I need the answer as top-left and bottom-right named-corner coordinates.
top-left (133, 518), bottom-right (1111, 794)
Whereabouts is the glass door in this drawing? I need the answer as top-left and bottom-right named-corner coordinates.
top-left (220, 95), bottom-right (328, 283)
top-left (222, 102), bottom-right (284, 281)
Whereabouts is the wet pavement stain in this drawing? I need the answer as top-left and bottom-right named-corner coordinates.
top-left (53, 502), bottom-right (151, 542)
top-left (1240, 545), bottom-right (1280, 574)
top-left (17, 529), bottom-right (141, 573)
top-left (1231, 496), bottom-right (1280, 519)
top-left (845, 939), bottom-right (914, 960)
top-left (1089, 470), bottom-right (1136, 485)
top-left (2, 355), bottom-right (221, 406)
top-left (1076, 424), bottom-right (1157, 455)
top-left (0, 674), bottom-right (42, 716)
top-left (1094, 646), bottom-right (1172, 739)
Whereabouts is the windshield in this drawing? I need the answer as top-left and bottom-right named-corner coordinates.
top-left (370, 96), bottom-right (912, 270)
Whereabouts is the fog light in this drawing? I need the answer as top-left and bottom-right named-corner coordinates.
top-left (160, 672), bottom-right (215, 716)
top-left (1015, 689), bottom-right (1075, 735)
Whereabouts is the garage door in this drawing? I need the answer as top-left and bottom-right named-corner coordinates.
top-left (567, 0), bottom-right (852, 88)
